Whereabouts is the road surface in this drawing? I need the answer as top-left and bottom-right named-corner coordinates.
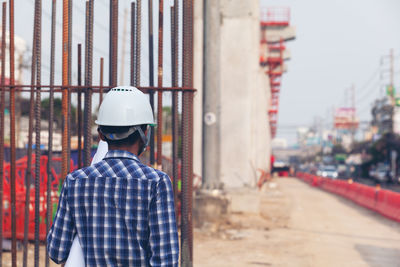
top-left (194, 178), bottom-right (400, 267)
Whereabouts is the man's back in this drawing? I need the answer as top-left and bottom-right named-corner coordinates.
top-left (47, 150), bottom-right (179, 266)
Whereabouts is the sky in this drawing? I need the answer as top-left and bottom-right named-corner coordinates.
top-left (261, 0), bottom-right (400, 145)
top-left (8, 0), bottom-right (400, 145)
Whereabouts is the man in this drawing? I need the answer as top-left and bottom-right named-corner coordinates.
top-left (47, 86), bottom-right (179, 266)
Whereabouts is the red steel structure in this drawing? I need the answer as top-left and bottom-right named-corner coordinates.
top-left (260, 7), bottom-right (291, 138)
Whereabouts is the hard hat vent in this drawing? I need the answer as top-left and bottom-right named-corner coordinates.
top-left (111, 88), bottom-right (134, 92)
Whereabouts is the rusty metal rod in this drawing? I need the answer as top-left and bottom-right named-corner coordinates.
top-left (130, 2), bottom-right (135, 86)
top-left (148, 0), bottom-right (155, 165)
top-left (0, 3), bottom-right (6, 266)
top-left (66, 0), bottom-right (72, 175)
top-left (45, 1), bottom-right (56, 266)
top-left (34, 0), bottom-right (42, 265)
top-left (181, 0), bottom-right (194, 265)
top-left (9, 0), bottom-right (17, 265)
top-left (23, 0), bottom-right (39, 264)
top-left (0, 84), bottom-right (196, 92)
top-left (84, 0), bottom-right (94, 166)
top-left (109, 0), bottom-right (118, 87)
top-left (61, 0), bottom-right (69, 181)
top-left (157, 0), bottom-right (164, 168)
top-left (100, 57), bottom-right (104, 104)
top-left (135, 0), bottom-right (141, 87)
top-left (171, 1), bottom-right (180, 210)
top-left (77, 43), bottom-right (83, 168)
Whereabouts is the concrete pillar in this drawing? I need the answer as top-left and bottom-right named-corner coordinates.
top-left (193, 0), bottom-right (203, 181)
top-left (202, 0), bottom-right (221, 189)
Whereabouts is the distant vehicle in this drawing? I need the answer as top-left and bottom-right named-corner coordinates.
top-left (317, 165), bottom-right (338, 179)
top-left (272, 160), bottom-right (290, 173)
top-left (337, 164), bottom-right (348, 178)
top-left (369, 164), bottom-right (392, 183)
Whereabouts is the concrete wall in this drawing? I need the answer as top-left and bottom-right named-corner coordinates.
top-left (194, 0), bottom-right (271, 188)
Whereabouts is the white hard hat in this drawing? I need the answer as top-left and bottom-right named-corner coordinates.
top-left (95, 86), bottom-right (155, 126)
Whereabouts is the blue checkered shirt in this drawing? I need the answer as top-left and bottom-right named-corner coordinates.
top-left (47, 150), bottom-right (179, 266)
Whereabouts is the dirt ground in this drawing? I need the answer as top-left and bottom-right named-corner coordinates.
top-left (194, 178), bottom-right (400, 267)
top-left (2, 178), bottom-right (400, 266)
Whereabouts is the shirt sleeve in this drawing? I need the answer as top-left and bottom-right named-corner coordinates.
top-left (47, 178), bottom-right (76, 264)
top-left (149, 174), bottom-right (179, 267)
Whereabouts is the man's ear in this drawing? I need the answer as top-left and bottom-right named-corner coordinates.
top-left (98, 128), bottom-right (106, 141)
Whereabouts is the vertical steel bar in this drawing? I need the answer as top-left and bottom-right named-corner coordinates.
top-left (0, 3), bottom-right (6, 266)
top-left (109, 0), bottom-right (118, 87)
top-left (34, 0), bottom-right (42, 265)
top-left (156, 0), bottom-right (164, 168)
top-left (8, 0), bottom-right (17, 265)
top-left (148, 0), bottom-right (155, 165)
top-left (61, 0), bottom-right (69, 180)
top-left (171, 1), bottom-right (179, 208)
top-left (45, 1), bottom-right (56, 266)
top-left (77, 44), bottom-right (83, 168)
top-left (23, 0), bottom-right (39, 264)
top-left (130, 2), bottom-right (135, 86)
top-left (135, 0), bottom-right (141, 87)
top-left (67, 0), bottom-right (72, 173)
top-left (100, 57), bottom-right (104, 104)
top-left (181, 0), bottom-right (194, 265)
top-left (84, 0), bottom-right (94, 166)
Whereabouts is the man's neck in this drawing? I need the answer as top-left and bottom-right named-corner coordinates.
top-left (108, 144), bottom-right (140, 156)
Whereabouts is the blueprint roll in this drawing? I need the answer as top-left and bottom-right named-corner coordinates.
top-left (65, 140), bottom-right (109, 267)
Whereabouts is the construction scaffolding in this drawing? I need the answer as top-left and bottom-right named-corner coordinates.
top-left (260, 7), bottom-right (295, 139)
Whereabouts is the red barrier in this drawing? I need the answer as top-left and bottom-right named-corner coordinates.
top-left (2, 155), bottom-right (77, 241)
top-left (296, 173), bottom-right (400, 223)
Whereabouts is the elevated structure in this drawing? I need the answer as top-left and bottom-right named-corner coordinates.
top-left (194, 0), bottom-right (272, 188)
top-left (259, 7), bottom-right (295, 138)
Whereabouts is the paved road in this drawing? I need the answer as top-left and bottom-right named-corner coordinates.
top-left (194, 178), bottom-right (400, 267)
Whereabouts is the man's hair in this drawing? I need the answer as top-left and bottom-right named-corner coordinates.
top-left (99, 125), bottom-right (147, 147)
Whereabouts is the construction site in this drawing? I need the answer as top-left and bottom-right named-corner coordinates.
top-left (0, 0), bottom-right (399, 266)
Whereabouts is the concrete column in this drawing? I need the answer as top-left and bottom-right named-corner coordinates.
top-left (193, 0), bottom-right (203, 180)
top-left (202, 0), bottom-right (221, 189)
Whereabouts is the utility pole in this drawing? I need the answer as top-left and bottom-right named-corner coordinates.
top-left (202, 0), bottom-right (221, 189)
top-left (390, 48), bottom-right (394, 89)
top-left (351, 84), bottom-right (356, 144)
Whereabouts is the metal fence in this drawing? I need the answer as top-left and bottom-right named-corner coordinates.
top-left (1, 0), bottom-right (194, 266)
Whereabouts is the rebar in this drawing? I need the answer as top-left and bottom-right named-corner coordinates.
top-left (84, 0), bottom-right (94, 166)
top-left (45, 1), bottom-right (56, 266)
top-left (77, 43), bottom-right (83, 168)
top-left (23, 0), bottom-right (39, 263)
top-left (109, 0), bottom-right (118, 87)
top-left (0, 4), bottom-right (6, 266)
top-left (33, 0), bottom-right (42, 265)
top-left (61, 0), bottom-right (69, 180)
top-left (157, 0), bottom-right (164, 168)
top-left (181, 0), bottom-right (194, 265)
top-left (67, 0), bottom-right (72, 173)
top-left (135, 0), bottom-right (141, 87)
top-left (148, 0), bottom-right (155, 165)
top-left (100, 57), bottom-right (104, 104)
top-left (8, 0), bottom-right (17, 265)
top-left (130, 2), bottom-right (136, 86)
top-left (171, 1), bottom-right (180, 209)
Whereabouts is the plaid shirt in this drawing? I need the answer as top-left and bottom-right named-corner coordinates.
top-left (47, 150), bottom-right (179, 266)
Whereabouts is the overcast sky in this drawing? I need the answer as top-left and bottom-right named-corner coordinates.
top-left (261, 0), bottom-right (400, 145)
top-left (10, 0), bottom-right (400, 145)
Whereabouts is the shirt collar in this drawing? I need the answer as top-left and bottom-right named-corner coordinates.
top-left (103, 150), bottom-right (140, 162)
